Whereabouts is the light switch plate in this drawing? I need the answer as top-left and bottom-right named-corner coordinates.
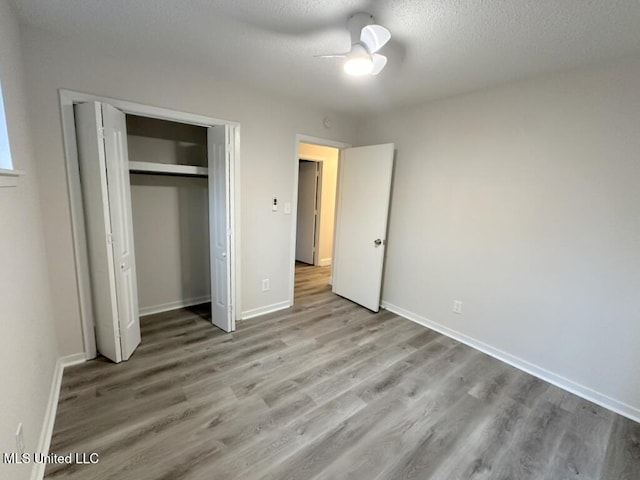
top-left (284, 202), bottom-right (291, 214)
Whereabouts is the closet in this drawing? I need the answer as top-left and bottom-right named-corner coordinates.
top-left (74, 101), bottom-right (234, 363)
top-left (127, 115), bottom-right (211, 317)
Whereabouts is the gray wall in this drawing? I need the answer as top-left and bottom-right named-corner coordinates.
top-left (360, 57), bottom-right (640, 417)
top-left (0, 2), bottom-right (58, 479)
top-left (20, 25), bottom-right (359, 355)
top-left (127, 114), bottom-right (208, 167)
top-left (130, 174), bottom-right (210, 314)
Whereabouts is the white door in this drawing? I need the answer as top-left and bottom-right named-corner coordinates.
top-left (208, 125), bottom-right (234, 332)
top-left (75, 101), bottom-right (141, 362)
top-left (296, 160), bottom-right (319, 264)
top-left (332, 143), bottom-right (395, 312)
top-left (101, 103), bottom-right (141, 360)
top-left (75, 102), bottom-right (121, 363)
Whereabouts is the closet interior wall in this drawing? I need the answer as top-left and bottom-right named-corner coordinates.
top-left (126, 115), bottom-right (210, 316)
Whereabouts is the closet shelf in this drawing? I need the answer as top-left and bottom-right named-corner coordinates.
top-left (129, 161), bottom-right (208, 177)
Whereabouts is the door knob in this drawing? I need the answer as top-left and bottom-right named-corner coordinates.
top-left (374, 238), bottom-right (383, 247)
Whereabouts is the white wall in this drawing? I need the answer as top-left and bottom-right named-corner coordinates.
top-left (299, 143), bottom-right (339, 266)
top-left (359, 57), bottom-right (640, 417)
top-left (20, 26), bottom-right (359, 355)
top-left (0, 2), bottom-right (59, 479)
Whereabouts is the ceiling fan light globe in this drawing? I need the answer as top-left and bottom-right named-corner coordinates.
top-left (344, 56), bottom-right (374, 76)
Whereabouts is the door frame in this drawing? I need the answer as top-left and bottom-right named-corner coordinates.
top-left (59, 89), bottom-right (242, 360)
top-left (289, 134), bottom-right (350, 306)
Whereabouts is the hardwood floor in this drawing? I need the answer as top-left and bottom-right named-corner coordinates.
top-left (46, 263), bottom-right (640, 479)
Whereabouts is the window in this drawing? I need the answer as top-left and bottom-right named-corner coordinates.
top-left (0, 80), bottom-right (12, 170)
top-left (0, 78), bottom-right (21, 187)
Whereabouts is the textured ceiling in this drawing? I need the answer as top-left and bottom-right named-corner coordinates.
top-left (10, 0), bottom-right (640, 113)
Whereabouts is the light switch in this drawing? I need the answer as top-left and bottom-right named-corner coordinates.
top-left (284, 202), bottom-right (291, 215)
top-left (272, 197), bottom-right (278, 212)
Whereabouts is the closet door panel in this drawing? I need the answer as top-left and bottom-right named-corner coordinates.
top-left (208, 125), bottom-right (233, 332)
top-left (102, 103), bottom-right (141, 360)
top-left (75, 101), bottom-right (122, 363)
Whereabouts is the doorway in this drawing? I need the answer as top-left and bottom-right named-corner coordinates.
top-left (290, 135), bottom-right (396, 312)
top-left (60, 90), bottom-right (240, 361)
top-left (291, 138), bottom-right (344, 302)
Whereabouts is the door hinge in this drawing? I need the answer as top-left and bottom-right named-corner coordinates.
top-left (106, 233), bottom-right (114, 245)
top-left (98, 127), bottom-right (105, 140)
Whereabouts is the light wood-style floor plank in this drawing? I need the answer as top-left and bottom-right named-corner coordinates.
top-left (45, 263), bottom-right (640, 479)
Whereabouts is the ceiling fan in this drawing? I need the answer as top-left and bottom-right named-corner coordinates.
top-left (318, 13), bottom-right (391, 76)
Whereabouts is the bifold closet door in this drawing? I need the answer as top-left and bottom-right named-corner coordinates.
top-left (75, 101), bottom-right (141, 362)
top-left (208, 125), bottom-right (234, 332)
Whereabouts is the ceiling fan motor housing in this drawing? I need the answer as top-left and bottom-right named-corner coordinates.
top-left (348, 13), bottom-right (375, 47)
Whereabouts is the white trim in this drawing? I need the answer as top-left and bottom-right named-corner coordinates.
top-left (290, 135), bottom-right (351, 306)
top-left (59, 92), bottom-right (98, 359)
top-left (0, 167), bottom-right (24, 187)
top-left (129, 161), bottom-right (208, 176)
top-left (296, 134), bottom-right (352, 150)
top-left (241, 301), bottom-right (291, 320)
top-left (299, 153), bottom-right (329, 162)
top-left (229, 124), bottom-right (242, 324)
top-left (59, 90), bottom-right (239, 127)
top-left (313, 161), bottom-right (323, 267)
top-left (58, 89), bottom-right (241, 358)
top-left (331, 149), bottom-right (346, 299)
top-left (381, 301), bottom-right (640, 424)
top-left (60, 353), bottom-right (87, 368)
top-left (318, 257), bottom-right (332, 266)
top-left (139, 296), bottom-right (211, 316)
top-left (31, 354), bottom-right (86, 480)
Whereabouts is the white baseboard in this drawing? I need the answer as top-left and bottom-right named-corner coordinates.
top-left (31, 353), bottom-right (86, 480)
top-left (139, 296), bottom-right (211, 317)
top-left (381, 301), bottom-right (640, 424)
top-left (318, 257), bottom-right (332, 267)
top-left (241, 300), bottom-right (291, 320)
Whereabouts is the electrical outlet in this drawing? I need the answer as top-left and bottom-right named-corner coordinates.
top-left (452, 300), bottom-right (463, 314)
top-left (262, 279), bottom-right (270, 292)
top-left (16, 423), bottom-right (24, 454)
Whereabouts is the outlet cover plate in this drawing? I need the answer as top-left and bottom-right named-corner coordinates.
top-left (453, 300), bottom-right (463, 314)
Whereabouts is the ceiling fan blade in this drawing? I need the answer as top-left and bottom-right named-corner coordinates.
top-left (314, 52), bottom-right (349, 58)
top-left (360, 25), bottom-right (391, 54)
top-left (371, 53), bottom-right (387, 75)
